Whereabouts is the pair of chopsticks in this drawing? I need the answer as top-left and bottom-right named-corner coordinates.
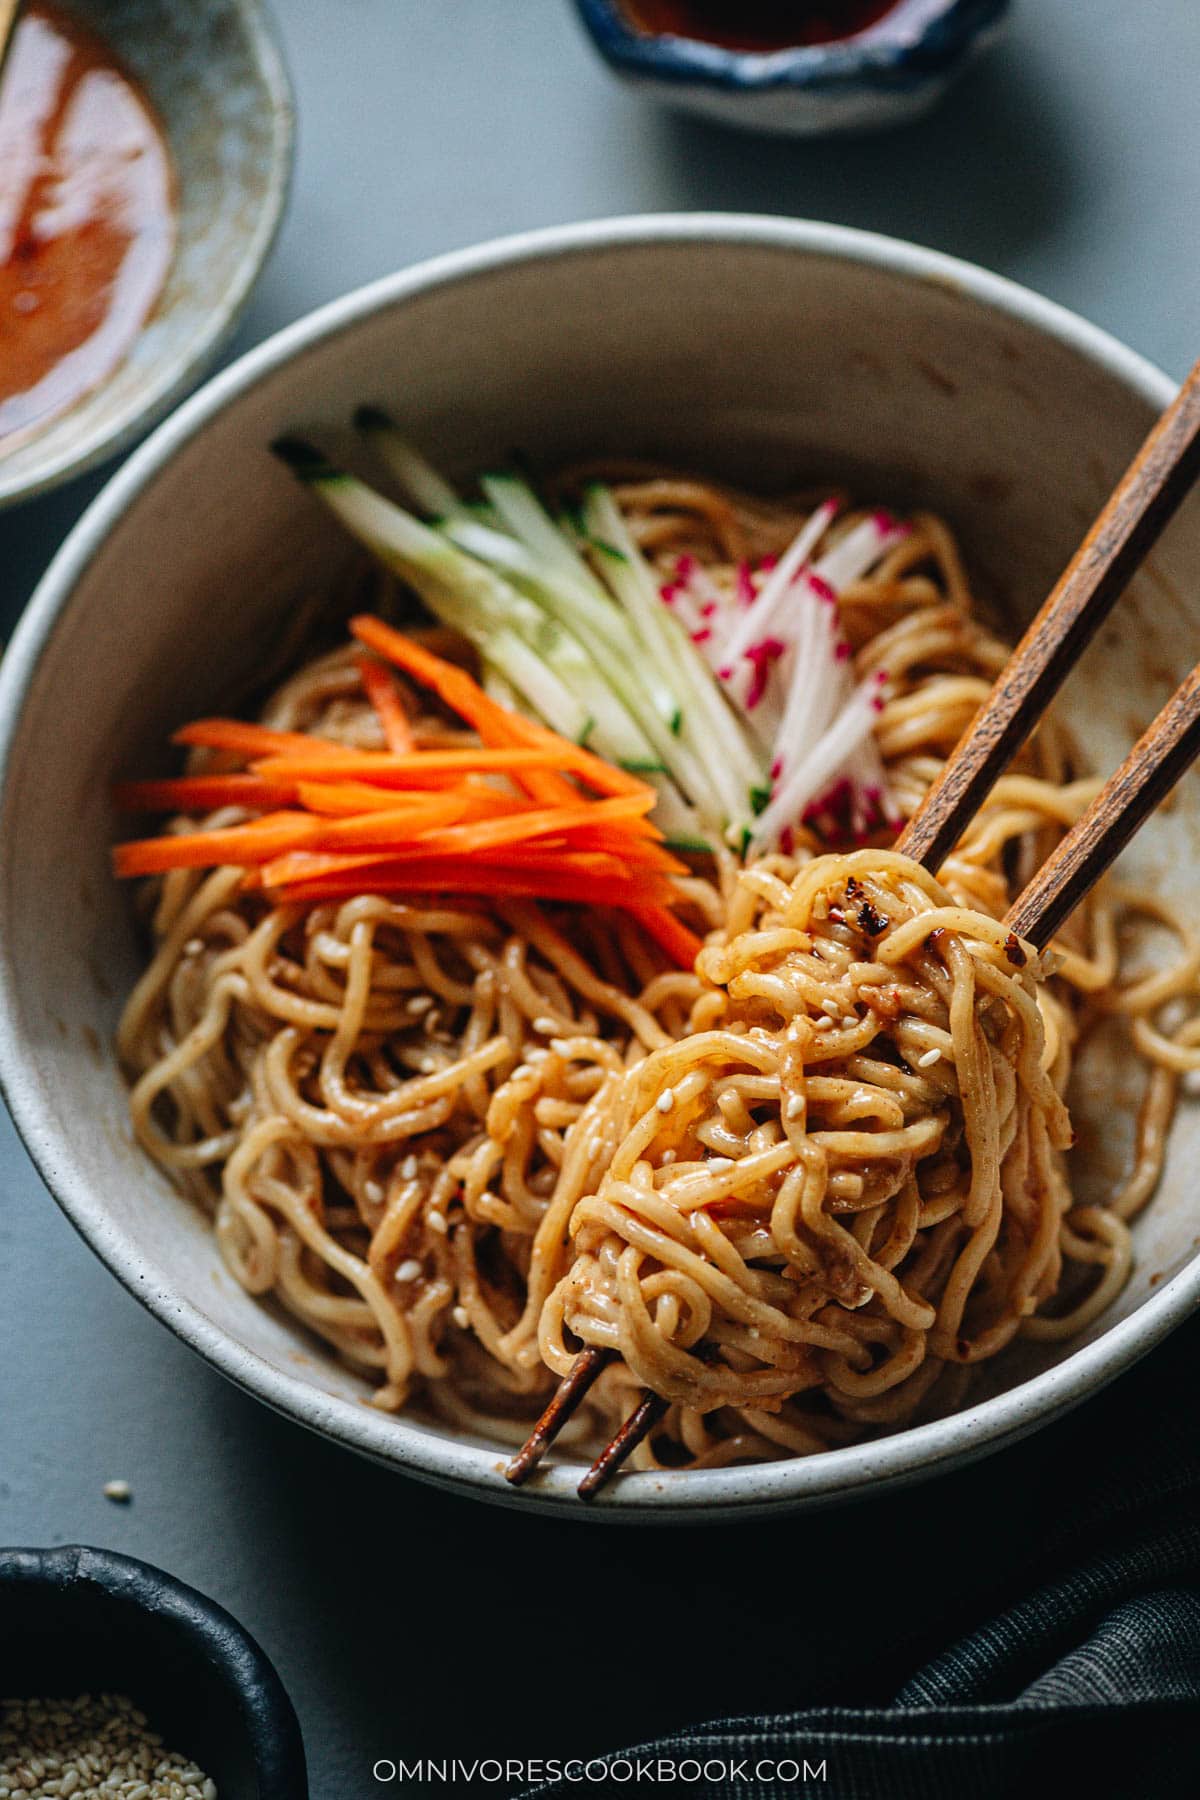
top-left (507, 354), bottom-right (1200, 1501)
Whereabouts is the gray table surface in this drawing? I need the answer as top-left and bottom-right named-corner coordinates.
top-left (3, 3), bottom-right (1199, 1795)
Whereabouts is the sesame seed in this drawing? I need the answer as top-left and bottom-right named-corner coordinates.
top-left (813, 1015), bottom-right (833, 1032)
top-left (182, 938), bottom-right (204, 957)
top-left (660, 1149), bottom-right (676, 1164)
top-left (102, 1480), bottom-right (132, 1503)
top-left (820, 997), bottom-right (842, 1019)
top-left (532, 1016), bottom-right (560, 1036)
top-left (785, 1095), bottom-right (805, 1120)
top-left (917, 1046), bottom-right (942, 1068)
top-left (0, 1694), bottom-right (213, 1797)
top-left (655, 1088), bottom-right (675, 1114)
top-left (364, 1179), bottom-right (384, 1204)
top-left (426, 1210), bottom-right (448, 1235)
top-left (400, 1154), bottom-right (419, 1181)
top-left (395, 1259), bottom-right (422, 1283)
top-left (406, 995), bottom-right (433, 1015)
top-left (451, 1305), bottom-right (470, 1329)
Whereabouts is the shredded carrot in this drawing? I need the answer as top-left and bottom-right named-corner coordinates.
top-left (250, 744), bottom-right (582, 785)
top-left (401, 793), bottom-right (655, 857)
top-left (172, 719), bottom-right (359, 760)
top-left (301, 792), bottom-right (478, 849)
top-left (261, 861), bottom-right (680, 910)
top-left (295, 778), bottom-right (517, 819)
top-left (628, 903), bottom-right (704, 969)
top-left (112, 774), bottom-right (298, 812)
top-left (114, 617), bottom-right (695, 964)
top-left (357, 654), bottom-right (416, 754)
top-left (114, 812), bottom-right (319, 878)
top-left (349, 615), bottom-right (616, 807)
top-left (350, 616), bottom-right (524, 745)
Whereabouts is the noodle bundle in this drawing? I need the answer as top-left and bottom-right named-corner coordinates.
top-left (539, 852), bottom-right (1074, 1453)
top-left (117, 469), bottom-right (1200, 1471)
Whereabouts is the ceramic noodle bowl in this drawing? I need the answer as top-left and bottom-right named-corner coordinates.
top-left (1, 217), bottom-right (1198, 1519)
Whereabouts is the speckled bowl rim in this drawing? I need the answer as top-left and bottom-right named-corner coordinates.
top-left (0, 214), bottom-right (1195, 1522)
top-left (571, 0), bottom-right (1009, 92)
top-left (0, 0), bottom-right (295, 509)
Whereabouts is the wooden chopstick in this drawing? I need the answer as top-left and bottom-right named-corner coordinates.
top-left (0, 0), bottom-right (23, 80)
top-left (577, 1391), bottom-right (668, 1501)
top-left (506, 357), bottom-right (1200, 1501)
top-left (1007, 662), bottom-right (1200, 949)
top-left (562, 649), bottom-right (1200, 1498)
top-left (898, 355), bottom-right (1200, 872)
top-left (505, 1346), bottom-right (612, 1487)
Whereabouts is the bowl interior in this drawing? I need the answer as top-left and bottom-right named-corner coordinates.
top-left (2, 225), bottom-right (1198, 1514)
top-left (0, 0), bottom-right (291, 506)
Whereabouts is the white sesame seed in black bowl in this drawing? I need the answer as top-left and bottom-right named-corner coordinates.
top-left (0, 1548), bottom-right (306, 1800)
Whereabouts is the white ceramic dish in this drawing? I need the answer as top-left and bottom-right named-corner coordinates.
top-left (1, 215), bottom-right (1198, 1521)
top-left (0, 0), bottom-right (294, 508)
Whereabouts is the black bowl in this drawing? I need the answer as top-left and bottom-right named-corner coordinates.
top-left (0, 1546), bottom-right (307, 1798)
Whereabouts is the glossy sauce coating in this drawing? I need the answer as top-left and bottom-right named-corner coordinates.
top-left (621, 0), bottom-right (900, 52)
top-left (0, 2), bottom-right (174, 446)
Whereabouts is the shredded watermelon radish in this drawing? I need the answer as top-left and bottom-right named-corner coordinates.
top-left (662, 503), bottom-right (905, 846)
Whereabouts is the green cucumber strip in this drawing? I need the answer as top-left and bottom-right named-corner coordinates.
top-left (351, 409), bottom-right (463, 518)
top-left (582, 484), bottom-right (763, 824)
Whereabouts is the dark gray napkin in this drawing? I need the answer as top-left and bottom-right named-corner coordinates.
top-left (525, 1311), bottom-right (1200, 1798)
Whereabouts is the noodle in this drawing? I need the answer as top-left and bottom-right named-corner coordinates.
top-left (118, 473), bottom-right (1200, 1471)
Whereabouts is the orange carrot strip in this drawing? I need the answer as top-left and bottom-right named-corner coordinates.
top-left (372, 794), bottom-right (655, 861)
top-left (112, 774), bottom-right (298, 812)
top-left (358, 655), bottom-right (415, 754)
top-left (250, 745), bottom-right (578, 784)
top-left (309, 793), bottom-right (476, 848)
top-left (628, 903), bottom-right (704, 970)
top-left (350, 616), bottom-right (523, 744)
top-left (256, 844), bottom-right (678, 896)
top-left (504, 722), bottom-right (647, 800)
top-left (116, 788), bottom-right (480, 877)
top-left (350, 615), bottom-right (650, 804)
top-left (296, 780), bottom-right (436, 815)
top-left (173, 719), bottom-right (360, 760)
top-left (114, 812), bottom-right (320, 878)
top-left (263, 862), bottom-right (678, 909)
top-left (536, 829), bottom-right (689, 875)
top-left (295, 779), bottom-right (520, 819)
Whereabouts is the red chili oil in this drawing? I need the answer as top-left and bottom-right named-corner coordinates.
top-left (621, 0), bottom-right (903, 53)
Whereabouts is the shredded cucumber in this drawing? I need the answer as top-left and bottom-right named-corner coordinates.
top-left (271, 434), bottom-right (786, 851)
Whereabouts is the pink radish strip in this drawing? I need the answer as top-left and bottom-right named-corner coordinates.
top-left (813, 515), bottom-right (908, 590)
top-left (750, 675), bottom-right (887, 851)
top-left (719, 499), bottom-right (839, 669)
top-left (766, 582), bottom-right (847, 784)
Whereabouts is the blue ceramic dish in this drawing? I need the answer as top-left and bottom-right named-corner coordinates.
top-left (572, 0), bottom-right (1010, 135)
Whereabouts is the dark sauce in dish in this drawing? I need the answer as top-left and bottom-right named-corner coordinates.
top-left (621, 0), bottom-right (901, 51)
top-left (0, 2), bottom-right (174, 447)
